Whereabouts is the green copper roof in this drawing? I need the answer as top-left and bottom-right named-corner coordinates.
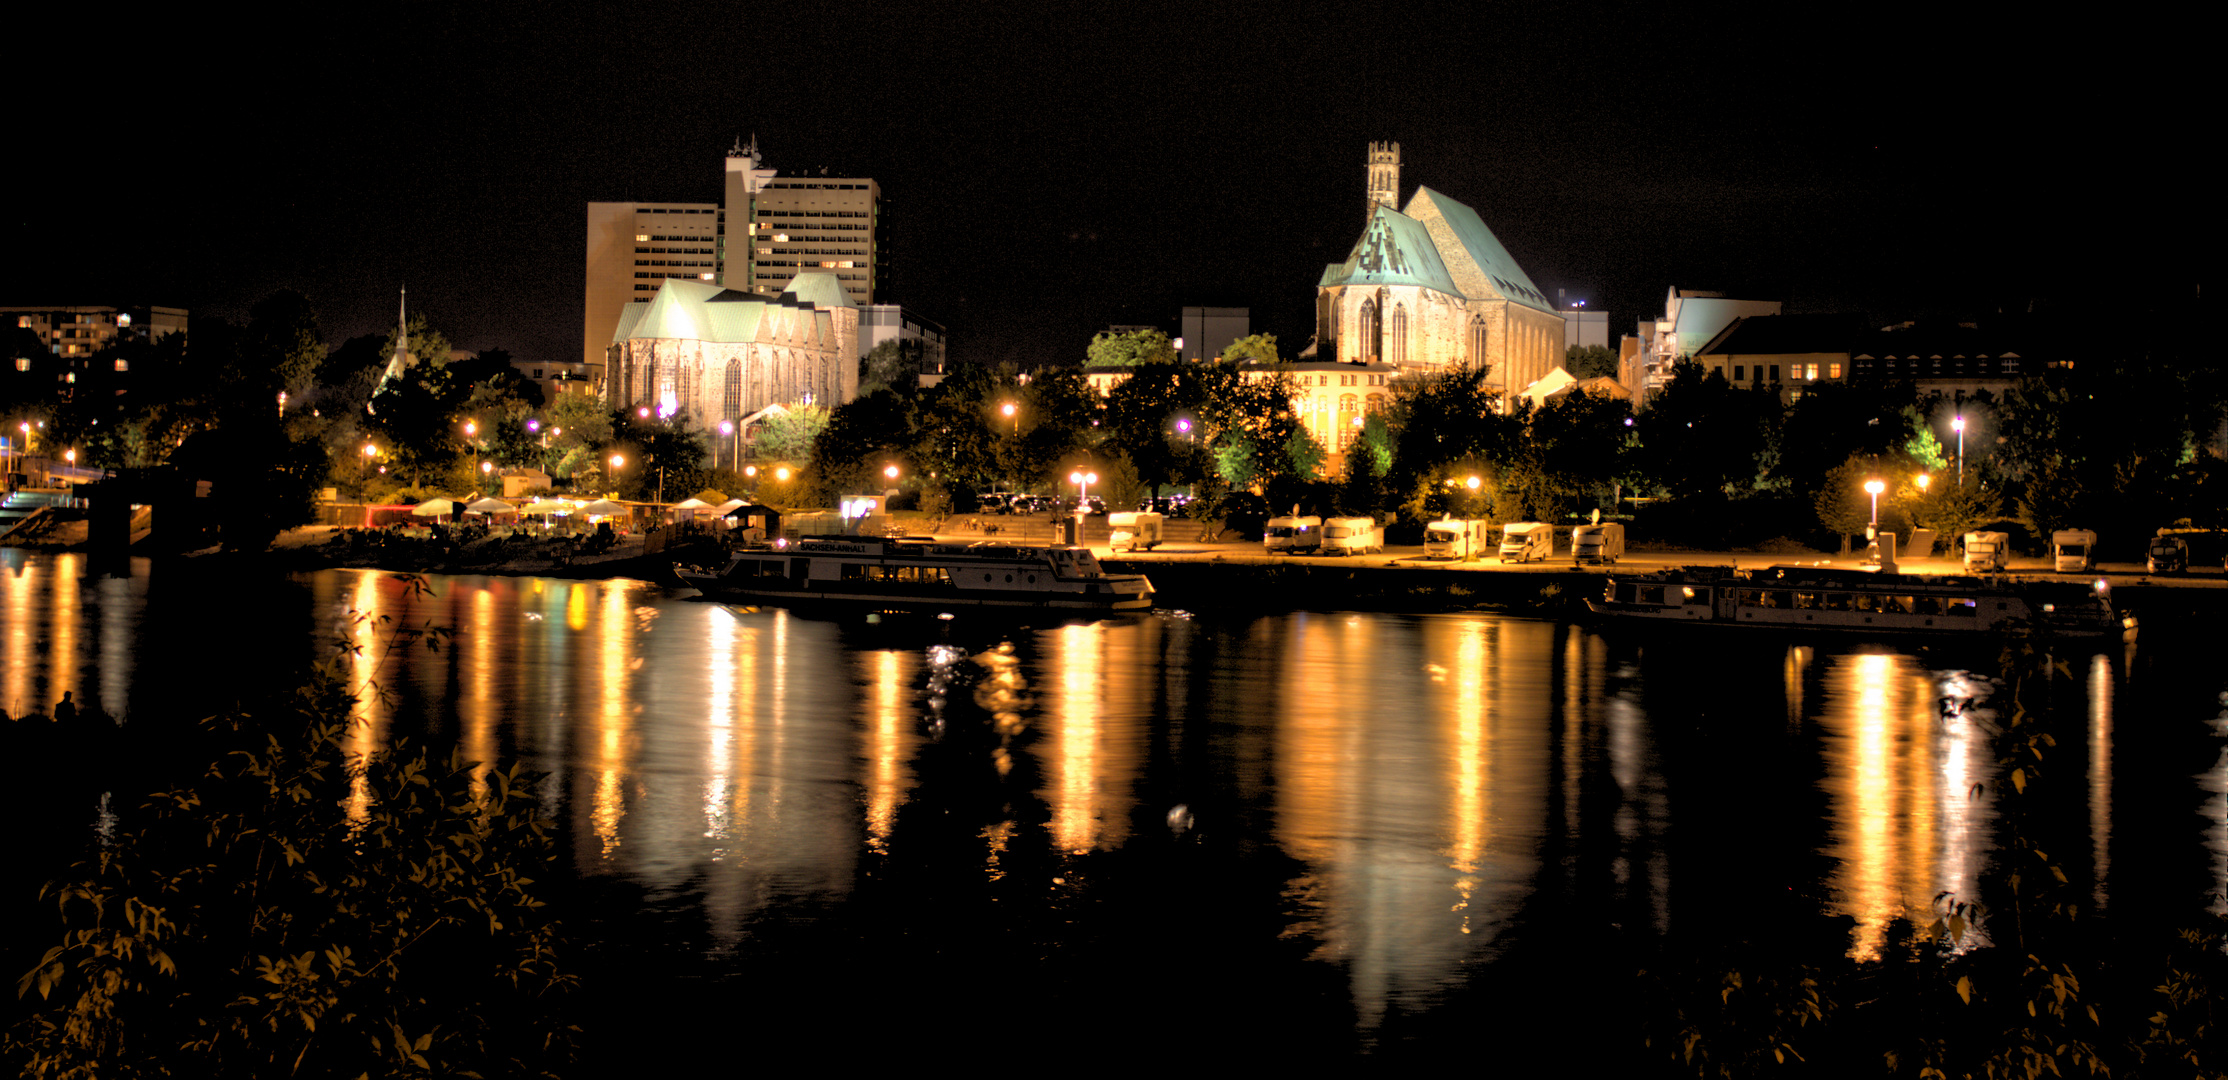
top-left (782, 270), bottom-right (856, 310)
top-left (1404, 187), bottom-right (1555, 314)
top-left (1318, 206), bottom-right (1462, 296)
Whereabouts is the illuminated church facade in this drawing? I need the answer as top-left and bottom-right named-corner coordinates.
top-left (1312, 143), bottom-right (1565, 402)
top-left (604, 271), bottom-right (859, 426)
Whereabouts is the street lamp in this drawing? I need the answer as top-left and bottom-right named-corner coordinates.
top-left (610, 454), bottom-right (625, 496)
top-left (1001, 401), bottom-right (1017, 436)
top-left (884, 463), bottom-right (900, 494)
top-left (1951, 415), bottom-right (1965, 484)
top-left (1864, 478), bottom-right (1885, 530)
top-left (720, 420), bottom-right (735, 472)
top-left (1915, 473), bottom-right (1930, 492)
top-left (744, 464), bottom-right (758, 499)
top-left (1068, 469), bottom-right (1098, 511)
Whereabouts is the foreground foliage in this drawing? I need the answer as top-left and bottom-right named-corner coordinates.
top-left (5, 586), bottom-right (575, 1078)
top-left (1643, 640), bottom-right (2228, 1077)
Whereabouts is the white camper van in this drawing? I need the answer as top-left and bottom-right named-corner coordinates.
top-left (1264, 514), bottom-right (1322, 555)
top-left (1963, 531), bottom-right (2010, 573)
top-left (1423, 518), bottom-right (1490, 560)
top-left (1319, 517), bottom-right (1382, 556)
top-left (2052, 529), bottom-right (2099, 573)
top-left (1108, 511), bottom-right (1163, 552)
top-left (1571, 521), bottom-right (1625, 565)
top-left (1499, 521), bottom-right (1554, 563)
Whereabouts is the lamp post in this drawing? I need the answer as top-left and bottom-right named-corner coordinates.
top-left (609, 454), bottom-right (624, 498)
top-left (884, 463), bottom-right (900, 494)
top-left (745, 464), bottom-right (758, 500)
top-left (720, 420), bottom-right (735, 472)
top-left (1068, 469), bottom-right (1098, 511)
top-left (1864, 477), bottom-right (1885, 528)
top-left (1952, 415), bottom-right (1965, 484)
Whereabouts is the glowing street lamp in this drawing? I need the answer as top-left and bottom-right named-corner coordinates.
top-left (775, 466), bottom-right (791, 483)
top-left (1001, 401), bottom-right (1018, 436)
top-left (1951, 415), bottom-right (1966, 484)
top-left (1068, 469), bottom-right (1098, 512)
top-left (884, 463), bottom-right (900, 487)
top-left (1915, 473), bottom-right (1931, 492)
top-left (719, 420), bottom-right (735, 471)
top-left (1864, 479), bottom-right (1886, 531)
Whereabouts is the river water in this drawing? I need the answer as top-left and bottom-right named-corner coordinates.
top-left (6, 550), bottom-right (2226, 1062)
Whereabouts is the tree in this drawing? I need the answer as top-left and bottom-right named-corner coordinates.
top-left (1085, 328), bottom-right (1177, 367)
top-left (1221, 333), bottom-right (1281, 366)
top-left (858, 339), bottom-right (915, 398)
top-left (1383, 367), bottom-right (1514, 521)
top-left (4, 585), bottom-right (576, 1076)
top-left (752, 404), bottom-right (830, 468)
top-left (909, 365), bottom-right (1006, 498)
top-left (1103, 364), bottom-right (1211, 495)
top-left (1632, 362), bottom-right (1781, 500)
top-left (1566, 344), bottom-right (1620, 381)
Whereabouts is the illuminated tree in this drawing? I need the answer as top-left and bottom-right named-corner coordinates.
top-left (1085, 328), bottom-right (1178, 367)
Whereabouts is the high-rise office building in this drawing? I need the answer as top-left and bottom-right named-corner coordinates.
top-left (585, 139), bottom-right (881, 375)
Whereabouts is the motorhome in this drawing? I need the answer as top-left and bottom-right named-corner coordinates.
top-left (1264, 514), bottom-right (1323, 555)
top-left (1319, 517), bottom-right (1381, 556)
top-left (1963, 531), bottom-right (2010, 573)
top-left (1499, 522), bottom-right (1554, 563)
top-left (1423, 518), bottom-right (1490, 560)
top-left (2147, 531), bottom-right (2188, 574)
top-left (1107, 511), bottom-right (1164, 553)
top-left (2052, 529), bottom-right (2098, 573)
top-left (1572, 522), bottom-right (1625, 565)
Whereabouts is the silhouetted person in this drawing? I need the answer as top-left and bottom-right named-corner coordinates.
top-left (52, 691), bottom-right (76, 724)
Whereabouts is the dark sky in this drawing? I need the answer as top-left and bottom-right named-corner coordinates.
top-left (4, 1), bottom-right (2194, 369)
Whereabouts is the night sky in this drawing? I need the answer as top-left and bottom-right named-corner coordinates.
top-left (4, 2), bottom-right (2192, 370)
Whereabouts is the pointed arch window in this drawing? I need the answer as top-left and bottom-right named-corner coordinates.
top-left (1390, 304), bottom-right (1408, 366)
top-left (724, 359), bottom-right (743, 420)
top-left (1470, 315), bottom-right (1488, 369)
top-left (1356, 299), bottom-right (1378, 364)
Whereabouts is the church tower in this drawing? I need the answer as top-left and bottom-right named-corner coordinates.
top-left (1366, 141), bottom-right (1401, 214)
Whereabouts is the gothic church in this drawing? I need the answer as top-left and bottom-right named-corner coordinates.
top-left (1313, 143), bottom-right (1564, 401)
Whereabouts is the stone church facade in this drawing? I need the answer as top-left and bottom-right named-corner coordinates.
top-left (605, 272), bottom-right (859, 429)
top-left (1313, 143), bottom-right (1564, 404)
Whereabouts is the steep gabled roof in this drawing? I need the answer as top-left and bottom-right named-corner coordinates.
top-left (1404, 187), bottom-right (1554, 313)
top-left (782, 270), bottom-right (856, 310)
top-left (615, 276), bottom-right (857, 345)
top-left (1697, 313), bottom-right (1869, 357)
top-left (1318, 205), bottom-right (1462, 296)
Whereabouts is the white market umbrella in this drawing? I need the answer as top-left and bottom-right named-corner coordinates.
top-left (410, 498), bottom-right (462, 519)
top-left (579, 499), bottom-right (630, 518)
top-left (517, 499), bottom-right (576, 516)
top-left (466, 497), bottom-right (517, 515)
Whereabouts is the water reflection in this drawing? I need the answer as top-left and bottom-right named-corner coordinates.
top-left (1815, 650), bottom-right (1994, 959)
top-left (4, 554), bottom-right (2205, 1048)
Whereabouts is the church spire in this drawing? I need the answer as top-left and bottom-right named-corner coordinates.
top-left (369, 286), bottom-right (409, 414)
top-left (1367, 141), bottom-right (1402, 217)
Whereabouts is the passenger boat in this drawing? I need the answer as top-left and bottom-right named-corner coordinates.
top-left (674, 535), bottom-right (1155, 614)
top-left (1588, 564), bottom-right (2130, 639)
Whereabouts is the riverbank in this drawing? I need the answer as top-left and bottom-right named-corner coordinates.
top-left (16, 523), bottom-right (2228, 625)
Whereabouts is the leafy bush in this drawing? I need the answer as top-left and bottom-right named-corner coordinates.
top-left (6, 580), bottom-right (575, 1078)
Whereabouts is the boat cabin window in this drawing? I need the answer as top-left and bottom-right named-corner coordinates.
top-left (1681, 586), bottom-right (1711, 606)
top-left (1794, 592), bottom-right (1823, 610)
top-left (1945, 598), bottom-right (1977, 617)
top-left (1634, 585), bottom-right (1665, 606)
